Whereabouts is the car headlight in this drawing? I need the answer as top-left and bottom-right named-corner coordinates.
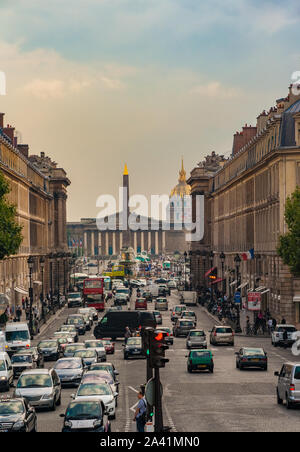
top-left (64, 420), bottom-right (72, 428)
top-left (0, 376), bottom-right (7, 381)
top-left (13, 421), bottom-right (25, 430)
top-left (107, 397), bottom-right (114, 404)
top-left (93, 420), bottom-right (102, 428)
top-left (42, 393), bottom-right (53, 400)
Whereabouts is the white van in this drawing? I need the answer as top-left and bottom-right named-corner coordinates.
top-left (5, 323), bottom-right (31, 355)
top-left (0, 351), bottom-right (13, 391)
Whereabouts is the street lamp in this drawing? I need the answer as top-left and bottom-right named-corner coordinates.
top-left (184, 251), bottom-right (187, 290)
top-left (209, 251), bottom-right (214, 304)
top-left (48, 253), bottom-right (55, 313)
top-left (39, 256), bottom-right (45, 320)
top-left (234, 254), bottom-right (242, 333)
top-left (27, 256), bottom-right (34, 339)
top-left (220, 252), bottom-right (226, 295)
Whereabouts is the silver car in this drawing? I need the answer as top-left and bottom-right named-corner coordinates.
top-left (173, 319), bottom-right (195, 338)
top-left (84, 340), bottom-right (107, 362)
top-left (186, 330), bottom-right (207, 349)
top-left (155, 298), bottom-right (168, 311)
top-left (54, 358), bottom-right (85, 387)
top-left (14, 368), bottom-right (61, 411)
top-left (210, 326), bottom-right (234, 346)
top-left (275, 363), bottom-right (300, 408)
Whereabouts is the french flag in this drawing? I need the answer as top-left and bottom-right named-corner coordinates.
top-left (241, 249), bottom-right (255, 261)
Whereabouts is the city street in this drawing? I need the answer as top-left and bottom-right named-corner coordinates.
top-left (6, 290), bottom-right (300, 433)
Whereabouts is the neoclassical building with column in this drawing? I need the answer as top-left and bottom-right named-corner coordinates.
top-left (67, 162), bottom-right (191, 257)
top-left (189, 85), bottom-right (300, 325)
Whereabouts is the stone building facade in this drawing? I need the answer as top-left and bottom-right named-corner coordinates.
top-left (188, 86), bottom-right (300, 325)
top-left (0, 113), bottom-right (70, 315)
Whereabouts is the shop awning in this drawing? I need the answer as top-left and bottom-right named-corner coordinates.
top-left (210, 278), bottom-right (225, 285)
top-left (256, 287), bottom-right (266, 292)
top-left (230, 280), bottom-right (238, 287)
top-left (237, 282), bottom-right (249, 290)
top-left (33, 281), bottom-right (42, 286)
top-left (261, 289), bottom-right (270, 295)
top-left (205, 267), bottom-right (217, 278)
top-left (293, 296), bottom-right (300, 303)
top-left (14, 287), bottom-right (28, 295)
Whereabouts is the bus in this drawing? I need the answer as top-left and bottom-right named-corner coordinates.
top-left (163, 261), bottom-right (171, 270)
top-left (83, 277), bottom-right (105, 311)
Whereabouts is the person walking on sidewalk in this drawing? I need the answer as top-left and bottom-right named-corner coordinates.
top-left (16, 305), bottom-right (22, 322)
top-left (133, 391), bottom-right (147, 433)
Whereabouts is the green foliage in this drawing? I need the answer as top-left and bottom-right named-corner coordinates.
top-left (0, 171), bottom-right (23, 260)
top-left (278, 187), bottom-right (300, 277)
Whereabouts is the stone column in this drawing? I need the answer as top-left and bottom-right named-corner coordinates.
top-left (84, 232), bottom-right (88, 257)
top-left (155, 232), bottom-right (159, 255)
top-left (148, 231), bottom-right (151, 254)
top-left (91, 231), bottom-right (95, 257)
top-left (112, 232), bottom-right (116, 255)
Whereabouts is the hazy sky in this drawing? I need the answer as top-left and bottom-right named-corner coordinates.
top-left (0, 0), bottom-right (300, 221)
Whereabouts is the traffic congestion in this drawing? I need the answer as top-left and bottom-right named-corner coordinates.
top-left (1, 256), bottom-right (300, 432)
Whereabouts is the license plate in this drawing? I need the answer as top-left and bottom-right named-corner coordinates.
top-left (0, 430), bottom-right (8, 433)
top-left (198, 365), bottom-right (206, 368)
top-left (252, 359), bottom-right (260, 362)
top-left (133, 351), bottom-right (140, 354)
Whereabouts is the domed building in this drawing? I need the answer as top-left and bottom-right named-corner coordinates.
top-left (170, 159), bottom-right (191, 198)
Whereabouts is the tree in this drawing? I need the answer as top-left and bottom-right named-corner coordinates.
top-left (278, 187), bottom-right (300, 277)
top-left (0, 171), bottom-right (23, 260)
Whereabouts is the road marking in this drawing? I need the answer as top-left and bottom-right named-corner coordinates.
top-left (130, 401), bottom-right (139, 413)
top-left (129, 386), bottom-right (139, 394)
top-left (164, 402), bottom-right (178, 433)
top-left (125, 385), bottom-right (131, 433)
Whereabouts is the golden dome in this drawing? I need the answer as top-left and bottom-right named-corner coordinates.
top-left (170, 158), bottom-right (191, 198)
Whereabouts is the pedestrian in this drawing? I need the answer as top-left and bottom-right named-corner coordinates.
top-left (281, 317), bottom-right (286, 325)
top-left (267, 318), bottom-right (273, 334)
top-left (25, 297), bottom-right (29, 309)
top-left (272, 317), bottom-right (277, 330)
top-left (25, 307), bottom-right (30, 321)
top-left (125, 326), bottom-right (131, 344)
top-left (16, 305), bottom-right (22, 322)
top-left (133, 391), bottom-right (147, 433)
top-left (22, 297), bottom-right (25, 310)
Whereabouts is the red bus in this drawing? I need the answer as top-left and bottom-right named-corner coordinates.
top-left (83, 277), bottom-right (105, 311)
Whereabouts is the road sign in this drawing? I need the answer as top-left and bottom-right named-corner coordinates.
top-left (145, 378), bottom-right (163, 406)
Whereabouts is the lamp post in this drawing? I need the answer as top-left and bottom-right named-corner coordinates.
top-left (195, 250), bottom-right (201, 292)
top-left (39, 256), bottom-right (45, 320)
top-left (209, 251), bottom-right (214, 304)
top-left (27, 256), bottom-right (34, 339)
top-left (189, 250), bottom-right (193, 290)
top-left (220, 252), bottom-right (226, 295)
top-left (254, 254), bottom-right (261, 290)
top-left (184, 251), bottom-right (187, 290)
top-left (234, 254), bottom-right (242, 333)
top-left (201, 251), bottom-right (207, 291)
top-left (49, 253), bottom-right (54, 314)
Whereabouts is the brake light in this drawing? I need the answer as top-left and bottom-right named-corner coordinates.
top-left (290, 385), bottom-right (295, 392)
top-left (214, 332), bottom-right (217, 337)
top-left (232, 332), bottom-right (235, 337)
top-left (26, 344), bottom-right (30, 348)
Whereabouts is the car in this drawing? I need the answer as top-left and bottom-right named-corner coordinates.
top-left (73, 349), bottom-right (99, 367)
top-left (101, 340), bottom-right (115, 355)
top-left (11, 352), bottom-right (38, 378)
top-left (0, 352), bottom-right (14, 391)
top-left (155, 298), bottom-right (168, 311)
top-left (94, 310), bottom-right (156, 340)
top-left (4, 323), bottom-right (31, 356)
top-left (78, 308), bottom-right (94, 325)
top-left (167, 280), bottom-right (177, 290)
top-left (60, 399), bottom-right (111, 432)
top-left (153, 311), bottom-right (162, 325)
top-left (158, 285), bottom-right (170, 297)
top-left (84, 340), bottom-right (107, 362)
top-left (107, 306), bottom-right (122, 312)
top-left (80, 313), bottom-right (93, 331)
top-left (81, 370), bottom-right (118, 397)
top-left (114, 293), bottom-right (128, 306)
top-left (58, 325), bottom-right (79, 343)
top-left (0, 397), bottom-right (37, 432)
top-left (54, 358), bottom-right (85, 387)
top-left (67, 292), bottom-right (83, 308)
top-left (275, 363), bottom-right (300, 408)
top-left (156, 327), bottom-right (173, 345)
top-left (181, 311), bottom-right (197, 326)
top-left (88, 307), bottom-right (99, 321)
top-left (37, 340), bottom-right (61, 361)
top-left (171, 305), bottom-right (187, 322)
top-left (115, 288), bottom-right (130, 303)
top-left (271, 325), bottom-right (297, 347)
top-left (186, 330), bottom-right (207, 349)
top-left (123, 337), bottom-right (145, 360)
top-left (135, 298), bottom-right (147, 310)
top-left (63, 343), bottom-right (86, 358)
top-left (209, 326), bottom-right (234, 346)
top-left (236, 348), bottom-right (268, 370)
top-left (89, 363), bottom-right (119, 384)
top-left (17, 347), bottom-right (44, 369)
top-left (173, 319), bottom-right (195, 338)
top-left (66, 315), bottom-right (86, 335)
top-left (14, 368), bottom-right (61, 411)
top-left (142, 291), bottom-right (153, 302)
top-left (72, 382), bottom-right (117, 419)
top-left (186, 350), bottom-right (214, 373)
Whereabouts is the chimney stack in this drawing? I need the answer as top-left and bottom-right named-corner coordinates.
top-left (3, 124), bottom-right (15, 144)
top-left (0, 113), bottom-right (4, 129)
top-left (17, 144), bottom-right (29, 158)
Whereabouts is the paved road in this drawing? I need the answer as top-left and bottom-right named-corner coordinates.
top-left (6, 289), bottom-right (300, 432)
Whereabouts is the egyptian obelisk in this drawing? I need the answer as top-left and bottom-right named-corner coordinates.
top-left (122, 164), bottom-right (131, 247)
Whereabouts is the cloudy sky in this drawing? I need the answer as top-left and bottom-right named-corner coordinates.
top-left (0, 0), bottom-right (300, 221)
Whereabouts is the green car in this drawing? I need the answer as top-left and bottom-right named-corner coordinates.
top-left (186, 349), bottom-right (214, 373)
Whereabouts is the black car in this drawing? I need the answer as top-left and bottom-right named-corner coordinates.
top-left (37, 340), bottom-right (61, 361)
top-left (61, 399), bottom-right (111, 432)
top-left (15, 347), bottom-right (44, 369)
top-left (235, 348), bottom-right (268, 371)
top-left (66, 315), bottom-right (86, 335)
top-left (123, 337), bottom-right (145, 360)
top-left (0, 397), bottom-right (37, 432)
top-left (94, 310), bottom-right (156, 340)
top-left (142, 291), bottom-right (153, 302)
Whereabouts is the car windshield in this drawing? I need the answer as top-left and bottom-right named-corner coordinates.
top-left (66, 401), bottom-right (102, 420)
top-left (294, 367), bottom-right (300, 380)
top-left (191, 351), bottom-right (211, 358)
top-left (190, 331), bottom-right (205, 337)
top-left (67, 318), bottom-right (83, 325)
top-left (175, 307), bottom-right (185, 312)
top-left (55, 360), bottom-right (82, 369)
top-left (127, 338), bottom-right (141, 346)
top-left (6, 330), bottom-right (29, 341)
top-left (0, 401), bottom-right (24, 416)
top-left (278, 327), bottom-right (297, 333)
top-left (83, 373), bottom-right (113, 384)
top-left (85, 341), bottom-right (103, 348)
top-left (180, 321), bottom-right (193, 327)
top-left (11, 355), bottom-right (33, 363)
top-left (77, 383), bottom-right (111, 396)
top-left (183, 312), bottom-right (195, 317)
top-left (74, 350), bottom-right (96, 358)
top-left (68, 294), bottom-right (81, 299)
top-left (65, 345), bottom-right (83, 353)
top-left (102, 341), bottom-right (112, 346)
top-left (60, 326), bottom-right (76, 332)
top-left (244, 349), bottom-right (265, 356)
top-left (17, 374), bottom-right (52, 388)
top-left (216, 328), bottom-right (232, 334)
top-left (38, 341), bottom-right (57, 348)
top-left (0, 360), bottom-right (6, 371)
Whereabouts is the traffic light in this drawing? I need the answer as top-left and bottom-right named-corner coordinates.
top-left (209, 267), bottom-right (218, 281)
top-left (141, 327), bottom-right (153, 356)
top-left (149, 330), bottom-right (169, 368)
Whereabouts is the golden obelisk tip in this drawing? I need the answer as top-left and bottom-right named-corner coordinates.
top-left (123, 163), bottom-right (128, 176)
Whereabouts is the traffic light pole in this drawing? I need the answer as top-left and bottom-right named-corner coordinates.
top-left (154, 367), bottom-right (163, 433)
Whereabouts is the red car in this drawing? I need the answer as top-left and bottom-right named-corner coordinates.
top-left (135, 298), bottom-right (147, 310)
top-left (102, 339), bottom-right (115, 355)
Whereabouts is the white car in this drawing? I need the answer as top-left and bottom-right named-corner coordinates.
top-left (84, 340), bottom-right (107, 362)
top-left (271, 325), bottom-right (297, 347)
top-left (73, 382), bottom-right (117, 419)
